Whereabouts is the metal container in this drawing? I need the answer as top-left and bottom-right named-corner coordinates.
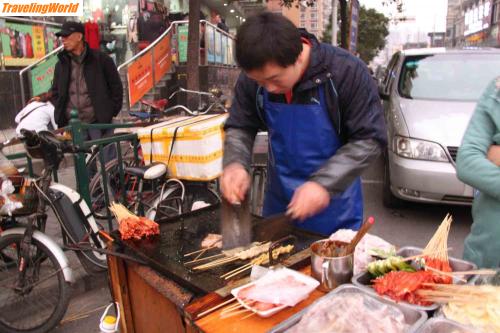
top-left (415, 318), bottom-right (480, 333)
top-left (268, 284), bottom-right (427, 333)
top-left (310, 239), bottom-right (353, 292)
top-left (351, 246), bottom-right (478, 313)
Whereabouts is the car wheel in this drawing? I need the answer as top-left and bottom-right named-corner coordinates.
top-left (383, 151), bottom-right (405, 208)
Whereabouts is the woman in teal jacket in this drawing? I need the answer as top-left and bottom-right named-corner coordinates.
top-left (456, 77), bottom-right (500, 268)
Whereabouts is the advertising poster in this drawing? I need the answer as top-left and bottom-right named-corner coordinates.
top-left (0, 21), bottom-right (47, 66)
top-left (153, 33), bottom-right (172, 84)
top-left (214, 30), bottom-right (222, 64)
top-left (30, 53), bottom-right (58, 96)
top-left (206, 24), bottom-right (215, 63)
top-left (177, 24), bottom-right (188, 63)
top-left (127, 50), bottom-right (154, 106)
top-left (221, 35), bottom-right (228, 65)
top-left (45, 26), bottom-right (62, 52)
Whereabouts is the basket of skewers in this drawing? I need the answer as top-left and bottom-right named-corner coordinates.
top-left (109, 202), bottom-right (160, 240)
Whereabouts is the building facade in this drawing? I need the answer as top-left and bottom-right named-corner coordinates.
top-left (446, 0), bottom-right (500, 47)
top-left (299, 0), bottom-right (332, 40)
top-left (267, 0), bottom-right (332, 40)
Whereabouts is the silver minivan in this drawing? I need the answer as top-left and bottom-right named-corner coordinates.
top-left (380, 48), bottom-right (500, 207)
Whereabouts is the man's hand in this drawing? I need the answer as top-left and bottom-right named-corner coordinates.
top-left (487, 145), bottom-right (500, 166)
top-left (220, 163), bottom-right (250, 204)
top-left (287, 181), bottom-right (330, 221)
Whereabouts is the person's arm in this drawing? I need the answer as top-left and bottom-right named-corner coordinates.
top-left (102, 53), bottom-right (124, 116)
top-left (309, 59), bottom-right (387, 196)
top-left (221, 73), bottom-right (262, 203)
top-left (223, 72), bottom-right (262, 172)
top-left (456, 80), bottom-right (500, 200)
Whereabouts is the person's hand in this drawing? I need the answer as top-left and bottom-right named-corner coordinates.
top-left (287, 181), bottom-right (330, 221)
top-left (220, 163), bottom-right (250, 204)
top-left (487, 144), bottom-right (500, 166)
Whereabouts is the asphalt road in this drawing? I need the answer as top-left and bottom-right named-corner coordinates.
top-left (51, 155), bottom-right (473, 332)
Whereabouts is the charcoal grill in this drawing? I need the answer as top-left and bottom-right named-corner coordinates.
top-left (112, 204), bottom-right (322, 295)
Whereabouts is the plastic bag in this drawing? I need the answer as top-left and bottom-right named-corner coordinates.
top-left (238, 268), bottom-right (319, 307)
top-left (329, 229), bottom-right (394, 275)
top-left (287, 291), bottom-right (410, 333)
top-left (0, 179), bottom-right (23, 216)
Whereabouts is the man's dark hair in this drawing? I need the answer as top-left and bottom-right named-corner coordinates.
top-left (235, 12), bottom-right (302, 71)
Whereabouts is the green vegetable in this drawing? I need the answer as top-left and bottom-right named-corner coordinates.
top-left (367, 256), bottom-right (416, 277)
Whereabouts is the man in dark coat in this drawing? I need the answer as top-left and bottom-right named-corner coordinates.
top-left (221, 13), bottom-right (387, 235)
top-left (35, 21), bottom-right (123, 142)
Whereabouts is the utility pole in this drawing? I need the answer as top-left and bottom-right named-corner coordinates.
top-left (332, 0), bottom-right (338, 45)
top-left (187, 0), bottom-right (200, 111)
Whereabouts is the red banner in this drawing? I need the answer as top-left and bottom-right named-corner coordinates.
top-left (127, 50), bottom-right (154, 106)
top-left (153, 34), bottom-right (172, 84)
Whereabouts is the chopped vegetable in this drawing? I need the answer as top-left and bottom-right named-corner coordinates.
top-left (367, 256), bottom-right (416, 277)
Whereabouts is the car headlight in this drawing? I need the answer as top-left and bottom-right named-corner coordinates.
top-left (394, 136), bottom-right (449, 162)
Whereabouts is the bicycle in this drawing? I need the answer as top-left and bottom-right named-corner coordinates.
top-left (88, 88), bottom-right (226, 221)
top-left (0, 130), bottom-right (108, 333)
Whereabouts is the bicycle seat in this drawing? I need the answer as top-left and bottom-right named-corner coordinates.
top-left (124, 163), bottom-right (167, 180)
top-left (140, 98), bottom-right (168, 110)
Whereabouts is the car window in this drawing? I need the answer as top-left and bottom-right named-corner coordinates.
top-left (382, 53), bottom-right (399, 91)
top-left (398, 53), bottom-right (500, 101)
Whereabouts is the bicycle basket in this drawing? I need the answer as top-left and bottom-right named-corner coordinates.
top-left (7, 179), bottom-right (38, 216)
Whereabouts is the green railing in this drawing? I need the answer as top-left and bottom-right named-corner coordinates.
top-left (67, 111), bottom-right (142, 230)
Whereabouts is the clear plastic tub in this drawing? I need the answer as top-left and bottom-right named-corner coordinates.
top-left (268, 284), bottom-right (427, 333)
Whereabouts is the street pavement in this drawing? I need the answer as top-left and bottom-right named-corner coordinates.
top-left (14, 151), bottom-right (471, 332)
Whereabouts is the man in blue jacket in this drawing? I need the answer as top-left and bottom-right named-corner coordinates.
top-left (220, 12), bottom-right (387, 235)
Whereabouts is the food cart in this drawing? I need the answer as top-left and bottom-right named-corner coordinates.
top-left (106, 204), bottom-right (325, 333)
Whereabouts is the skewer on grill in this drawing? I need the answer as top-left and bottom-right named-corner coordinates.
top-left (184, 245), bottom-right (220, 257)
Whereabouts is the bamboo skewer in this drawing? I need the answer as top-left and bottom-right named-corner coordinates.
top-left (224, 265), bottom-right (253, 280)
top-left (424, 266), bottom-right (467, 283)
top-left (449, 269), bottom-right (497, 276)
top-left (221, 302), bottom-right (244, 314)
top-left (184, 246), bottom-right (219, 257)
top-left (196, 297), bottom-right (237, 318)
top-left (221, 263), bottom-right (253, 278)
top-left (402, 247), bottom-right (453, 262)
top-left (184, 253), bottom-right (226, 265)
top-left (241, 312), bottom-right (257, 320)
top-left (220, 308), bottom-right (251, 319)
top-left (194, 249), bottom-right (207, 261)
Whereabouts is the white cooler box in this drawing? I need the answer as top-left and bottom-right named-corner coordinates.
top-left (137, 114), bottom-right (228, 181)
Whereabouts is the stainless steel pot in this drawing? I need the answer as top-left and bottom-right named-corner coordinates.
top-left (310, 239), bottom-right (353, 292)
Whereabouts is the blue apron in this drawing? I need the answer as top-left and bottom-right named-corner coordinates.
top-left (261, 85), bottom-right (363, 235)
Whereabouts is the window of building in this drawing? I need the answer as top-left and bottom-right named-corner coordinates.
top-left (311, 22), bottom-right (317, 29)
top-left (310, 12), bottom-right (317, 19)
top-left (492, 1), bottom-right (498, 24)
top-left (300, 13), bottom-right (305, 19)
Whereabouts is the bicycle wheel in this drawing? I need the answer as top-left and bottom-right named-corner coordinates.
top-left (88, 156), bottom-right (140, 219)
top-left (0, 234), bottom-right (71, 333)
top-left (147, 182), bottom-right (220, 221)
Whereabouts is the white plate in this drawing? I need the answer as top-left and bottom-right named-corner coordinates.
top-left (230, 268), bottom-right (320, 318)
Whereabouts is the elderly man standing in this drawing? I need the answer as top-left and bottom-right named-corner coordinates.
top-left (35, 21), bottom-right (123, 144)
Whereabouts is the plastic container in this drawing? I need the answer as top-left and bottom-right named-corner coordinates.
top-left (268, 284), bottom-right (427, 333)
top-left (415, 318), bottom-right (480, 333)
top-left (136, 114), bottom-right (228, 181)
top-left (351, 246), bottom-right (478, 312)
